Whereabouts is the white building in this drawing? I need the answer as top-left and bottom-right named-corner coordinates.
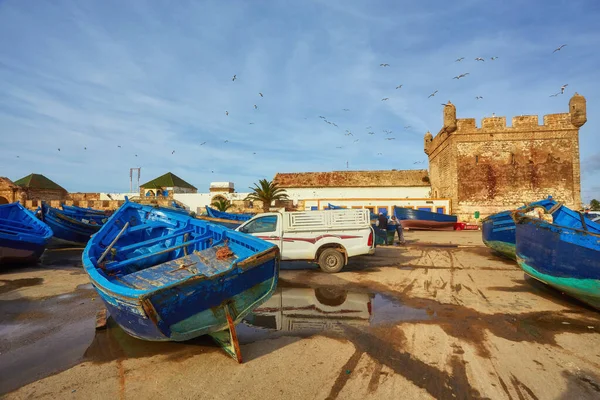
top-left (273, 169), bottom-right (452, 215)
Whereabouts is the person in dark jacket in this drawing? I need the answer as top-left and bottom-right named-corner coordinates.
top-left (377, 213), bottom-right (388, 245)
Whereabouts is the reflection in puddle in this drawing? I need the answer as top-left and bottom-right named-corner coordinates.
top-left (237, 286), bottom-right (434, 344)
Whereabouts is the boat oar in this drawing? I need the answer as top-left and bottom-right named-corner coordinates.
top-left (97, 222), bottom-right (129, 265)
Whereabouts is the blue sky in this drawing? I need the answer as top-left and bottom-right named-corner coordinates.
top-left (0, 0), bottom-right (599, 202)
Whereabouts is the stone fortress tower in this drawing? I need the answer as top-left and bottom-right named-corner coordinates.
top-left (424, 94), bottom-right (587, 222)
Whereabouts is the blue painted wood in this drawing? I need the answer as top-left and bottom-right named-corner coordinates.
top-left (326, 203), bottom-right (344, 210)
top-left (40, 202), bottom-right (105, 246)
top-left (205, 206), bottom-right (254, 222)
top-left (513, 204), bottom-right (600, 309)
top-left (0, 202), bottom-right (53, 264)
top-left (393, 206), bottom-right (457, 223)
top-left (61, 203), bottom-right (106, 216)
top-left (82, 200), bottom-right (280, 342)
top-left (481, 197), bottom-right (557, 259)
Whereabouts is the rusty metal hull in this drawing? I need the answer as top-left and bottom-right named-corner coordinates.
top-left (82, 200), bottom-right (280, 344)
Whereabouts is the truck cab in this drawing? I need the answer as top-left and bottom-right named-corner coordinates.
top-left (236, 209), bottom-right (375, 273)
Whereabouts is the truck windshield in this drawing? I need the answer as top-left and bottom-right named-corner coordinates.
top-left (242, 215), bottom-right (277, 233)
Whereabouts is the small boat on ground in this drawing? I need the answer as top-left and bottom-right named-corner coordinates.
top-left (0, 202), bottom-right (53, 264)
top-left (40, 202), bottom-right (106, 246)
top-left (482, 197), bottom-right (558, 259)
top-left (205, 206), bottom-right (254, 222)
top-left (513, 204), bottom-right (600, 309)
top-left (82, 200), bottom-right (280, 362)
top-left (393, 206), bottom-right (457, 230)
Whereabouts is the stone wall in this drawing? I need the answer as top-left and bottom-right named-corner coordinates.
top-left (425, 94), bottom-right (586, 222)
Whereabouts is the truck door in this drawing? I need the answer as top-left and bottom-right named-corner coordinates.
top-left (238, 214), bottom-right (283, 250)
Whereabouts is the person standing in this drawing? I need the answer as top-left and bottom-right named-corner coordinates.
top-left (377, 213), bottom-right (388, 245)
top-left (389, 215), bottom-right (405, 245)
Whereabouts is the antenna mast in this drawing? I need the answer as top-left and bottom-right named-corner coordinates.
top-left (130, 167), bottom-right (141, 193)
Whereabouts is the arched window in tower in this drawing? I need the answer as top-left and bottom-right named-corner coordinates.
top-left (511, 153), bottom-right (515, 164)
top-left (475, 155), bottom-right (479, 164)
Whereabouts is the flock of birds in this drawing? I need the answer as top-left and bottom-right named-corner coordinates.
top-left (14, 44), bottom-right (572, 170)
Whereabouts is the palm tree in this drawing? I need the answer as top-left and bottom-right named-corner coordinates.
top-left (244, 179), bottom-right (289, 212)
top-left (211, 198), bottom-right (233, 212)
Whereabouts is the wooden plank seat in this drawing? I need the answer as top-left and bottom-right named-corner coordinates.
top-left (0, 217), bottom-right (36, 229)
top-left (116, 246), bottom-right (239, 290)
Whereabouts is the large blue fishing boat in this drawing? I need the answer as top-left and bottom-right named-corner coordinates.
top-left (61, 203), bottom-right (107, 216)
top-left (40, 202), bottom-right (106, 246)
top-left (481, 196), bottom-right (558, 259)
top-left (513, 204), bottom-right (600, 309)
top-left (82, 200), bottom-right (279, 362)
top-left (0, 202), bottom-right (53, 264)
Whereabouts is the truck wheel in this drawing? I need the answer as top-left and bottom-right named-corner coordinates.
top-left (318, 249), bottom-right (345, 273)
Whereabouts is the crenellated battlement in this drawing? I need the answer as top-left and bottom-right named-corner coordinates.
top-left (425, 93), bottom-right (587, 156)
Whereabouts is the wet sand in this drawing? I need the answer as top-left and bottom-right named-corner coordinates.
top-left (1, 231), bottom-right (599, 399)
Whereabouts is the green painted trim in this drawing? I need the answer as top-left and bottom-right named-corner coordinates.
top-left (483, 240), bottom-right (516, 260)
top-left (518, 259), bottom-right (600, 309)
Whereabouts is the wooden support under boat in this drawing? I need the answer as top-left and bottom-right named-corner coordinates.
top-left (208, 302), bottom-right (243, 364)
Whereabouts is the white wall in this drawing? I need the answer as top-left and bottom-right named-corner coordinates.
top-left (174, 192), bottom-right (253, 214)
top-left (283, 186), bottom-right (431, 202)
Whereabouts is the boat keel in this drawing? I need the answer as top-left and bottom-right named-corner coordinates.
top-left (208, 303), bottom-right (243, 363)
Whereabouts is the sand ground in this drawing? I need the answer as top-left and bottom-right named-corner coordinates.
top-left (1, 230), bottom-right (599, 399)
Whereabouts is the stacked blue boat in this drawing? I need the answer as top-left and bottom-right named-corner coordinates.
top-left (481, 196), bottom-right (558, 260)
top-left (0, 202), bottom-right (53, 264)
top-left (39, 202), bottom-right (109, 247)
top-left (82, 200), bottom-right (280, 362)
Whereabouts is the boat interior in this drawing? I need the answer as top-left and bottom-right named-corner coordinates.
top-left (91, 205), bottom-right (269, 290)
top-left (0, 203), bottom-right (49, 237)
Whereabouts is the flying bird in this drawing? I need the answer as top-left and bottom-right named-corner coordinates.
top-left (353, 139), bottom-right (359, 143)
top-left (319, 116), bottom-right (325, 119)
top-left (342, 108), bottom-right (350, 111)
top-left (58, 148), bottom-right (60, 151)
top-left (200, 142), bottom-right (206, 145)
top-left (455, 57), bottom-right (465, 62)
top-left (249, 122), bottom-right (254, 125)
top-left (381, 98), bottom-right (389, 101)
top-left (366, 126), bottom-right (372, 129)
top-left (553, 44), bottom-right (567, 53)
top-left (475, 96), bottom-right (483, 100)
top-left (232, 74), bottom-right (237, 81)
top-left (253, 152), bottom-right (256, 155)
top-left (385, 138), bottom-right (396, 140)
top-left (549, 92), bottom-right (561, 97)
top-left (377, 153), bottom-right (382, 155)
top-left (336, 146), bottom-right (343, 149)
top-left (254, 104), bottom-right (258, 109)
top-left (332, 123), bottom-right (338, 127)
top-left (561, 84), bottom-right (568, 94)
top-left (117, 145), bottom-right (121, 148)
top-left (224, 140), bottom-right (229, 143)
top-left (368, 131), bottom-right (375, 135)
top-left (490, 57), bottom-right (498, 60)
top-left (84, 147), bottom-right (87, 150)
top-left (345, 132), bottom-right (353, 136)
top-left (135, 154), bottom-right (138, 157)
top-left (396, 85), bottom-right (403, 89)
top-left (259, 92), bottom-right (263, 97)
top-left (428, 90), bottom-right (438, 98)
top-left (225, 111), bottom-right (229, 116)
top-left (475, 57), bottom-right (485, 62)
top-left (171, 150), bottom-right (175, 154)
top-left (16, 155), bottom-right (19, 158)
top-left (413, 160), bottom-right (425, 164)
top-left (441, 102), bottom-right (452, 107)
top-left (404, 126), bottom-right (411, 129)
top-left (380, 63), bottom-right (390, 67)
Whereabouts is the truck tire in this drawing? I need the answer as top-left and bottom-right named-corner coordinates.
top-left (318, 248), bottom-right (345, 273)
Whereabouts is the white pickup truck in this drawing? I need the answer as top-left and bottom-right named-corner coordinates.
top-left (235, 209), bottom-right (375, 273)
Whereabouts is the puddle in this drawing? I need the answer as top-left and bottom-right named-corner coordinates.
top-left (0, 278), bottom-right (44, 295)
top-left (236, 286), bottom-right (434, 344)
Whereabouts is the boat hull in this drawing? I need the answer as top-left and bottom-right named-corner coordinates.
top-left (394, 206), bottom-right (457, 223)
top-left (41, 204), bottom-right (101, 246)
top-left (399, 220), bottom-right (456, 231)
top-left (91, 259), bottom-right (279, 341)
top-left (205, 206), bottom-right (253, 222)
top-left (0, 243), bottom-right (45, 264)
top-left (515, 213), bottom-right (600, 309)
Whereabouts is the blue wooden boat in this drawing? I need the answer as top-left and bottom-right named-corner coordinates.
top-left (393, 206), bottom-right (457, 230)
top-left (482, 197), bottom-right (558, 259)
top-left (326, 203), bottom-right (344, 210)
top-left (513, 204), bottom-right (600, 309)
top-left (40, 202), bottom-right (105, 246)
top-left (62, 203), bottom-right (106, 216)
top-left (0, 202), bottom-right (53, 264)
top-left (205, 206), bottom-right (253, 222)
top-left (82, 200), bottom-right (279, 362)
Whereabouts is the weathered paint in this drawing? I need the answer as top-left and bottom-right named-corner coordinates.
top-left (41, 202), bottom-right (103, 246)
top-left (514, 203), bottom-right (600, 309)
top-left (481, 240), bottom-right (516, 260)
top-left (82, 201), bottom-right (280, 348)
top-left (0, 202), bottom-right (53, 264)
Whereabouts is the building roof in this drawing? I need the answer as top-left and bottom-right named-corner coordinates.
top-left (13, 173), bottom-right (67, 191)
top-left (140, 172), bottom-right (197, 190)
top-left (273, 170), bottom-right (430, 188)
top-left (0, 177), bottom-right (19, 189)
